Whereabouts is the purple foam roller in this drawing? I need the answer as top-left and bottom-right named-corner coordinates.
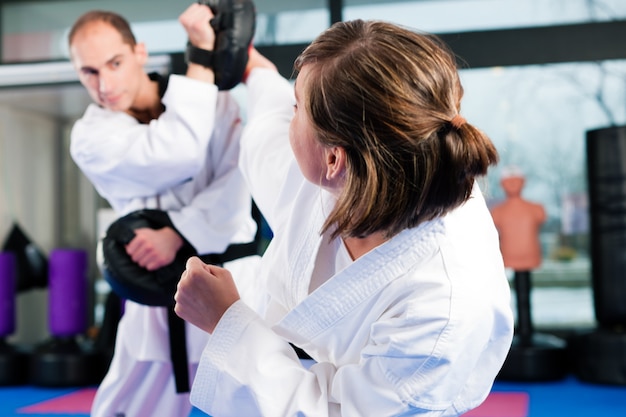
top-left (0, 251), bottom-right (16, 337)
top-left (48, 249), bottom-right (88, 337)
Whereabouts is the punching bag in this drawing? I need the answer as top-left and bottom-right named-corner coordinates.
top-left (1, 223), bottom-right (48, 292)
top-left (0, 251), bottom-right (28, 386)
top-left (571, 125), bottom-right (626, 385)
top-left (48, 249), bottom-right (88, 336)
top-left (30, 248), bottom-right (99, 387)
top-left (586, 125), bottom-right (626, 325)
top-left (0, 252), bottom-right (16, 338)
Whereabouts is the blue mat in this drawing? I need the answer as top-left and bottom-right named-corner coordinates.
top-left (1, 376), bottom-right (625, 416)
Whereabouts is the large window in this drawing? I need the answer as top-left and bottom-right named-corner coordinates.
top-left (461, 60), bottom-right (626, 328)
top-left (344, 0), bottom-right (626, 32)
top-left (0, 0), bottom-right (329, 61)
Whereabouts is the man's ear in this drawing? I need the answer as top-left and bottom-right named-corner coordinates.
top-left (134, 42), bottom-right (148, 65)
top-left (325, 146), bottom-right (346, 181)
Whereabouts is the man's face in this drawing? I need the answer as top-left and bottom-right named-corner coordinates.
top-left (70, 21), bottom-right (146, 112)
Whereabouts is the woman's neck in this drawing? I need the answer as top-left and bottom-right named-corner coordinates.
top-left (342, 232), bottom-right (389, 260)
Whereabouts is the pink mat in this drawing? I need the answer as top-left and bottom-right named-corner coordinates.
top-left (15, 387), bottom-right (528, 416)
top-left (17, 388), bottom-right (96, 414)
top-left (463, 392), bottom-right (529, 417)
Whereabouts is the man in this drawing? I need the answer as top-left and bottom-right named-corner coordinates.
top-left (68, 4), bottom-right (259, 416)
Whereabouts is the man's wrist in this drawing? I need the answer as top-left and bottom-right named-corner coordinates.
top-left (185, 43), bottom-right (214, 69)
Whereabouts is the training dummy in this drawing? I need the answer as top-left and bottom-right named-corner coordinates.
top-left (174, 20), bottom-right (514, 417)
top-left (490, 169), bottom-right (567, 381)
top-left (490, 169), bottom-right (546, 271)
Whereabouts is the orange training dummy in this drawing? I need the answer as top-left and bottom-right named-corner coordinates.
top-left (490, 169), bottom-right (546, 271)
top-left (491, 169), bottom-right (569, 382)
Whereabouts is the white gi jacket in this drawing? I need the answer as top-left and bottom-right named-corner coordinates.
top-left (190, 69), bottom-right (514, 417)
top-left (70, 74), bottom-right (256, 363)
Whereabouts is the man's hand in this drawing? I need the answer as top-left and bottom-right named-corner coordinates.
top-left (179, 3), bottom-right (215, 50)
top-left (174, 257), bottom-right (241, 333)
top-left (179, 3), bottom-right (216, 83)
top-left (125, 226), bottom-right (184, 271)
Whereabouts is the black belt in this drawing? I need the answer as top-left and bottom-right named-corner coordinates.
top-left (199, 241), bottom-right (259, 265)
top-left (170, 240), bottom-right (258, 394)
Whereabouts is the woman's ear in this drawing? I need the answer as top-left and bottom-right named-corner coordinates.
top-left (325, 146), bottom-right (346, 181)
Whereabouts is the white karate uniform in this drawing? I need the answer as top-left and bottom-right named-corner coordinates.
top-left (190, 68), bottom-right (515, 417)
top-left (70, 74), bottom-right (259, 417)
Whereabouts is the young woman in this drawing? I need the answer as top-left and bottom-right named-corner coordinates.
top-left (175, 19), bottom-right (514, 417)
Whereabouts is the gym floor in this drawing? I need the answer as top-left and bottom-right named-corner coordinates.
top-left (2, 286), bottom-right (623, 416)
top-left (1, 374), bottom-right (625, 417)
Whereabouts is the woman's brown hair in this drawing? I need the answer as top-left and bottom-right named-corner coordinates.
top-left (294, 19), bottom-right (498, 239)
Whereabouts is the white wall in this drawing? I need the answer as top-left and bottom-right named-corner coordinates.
top-left (0, 104), bottom-right (100, 345)
top-left (0, 105), bottom-right (57, 344)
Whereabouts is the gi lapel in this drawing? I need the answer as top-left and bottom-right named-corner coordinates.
top-left (276, 218), bottom-right (445, 345)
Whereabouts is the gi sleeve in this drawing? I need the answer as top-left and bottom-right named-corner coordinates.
top-left (239, 68), bottom-right (304, 233)
top-left (168, 92), bottom-right (257, 254)
top-left (190, 301), bottom-right (341, 417)
top-left (70, 75), bottom-right (218, 200)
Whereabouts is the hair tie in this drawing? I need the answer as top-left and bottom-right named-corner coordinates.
top-left (450, 114), bottom-right (466, 130)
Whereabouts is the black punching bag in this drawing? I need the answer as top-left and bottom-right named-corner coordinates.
top-left (571, 125), bottom-right (626, 386)
top-left (586, 125), bottom-right (626, 325)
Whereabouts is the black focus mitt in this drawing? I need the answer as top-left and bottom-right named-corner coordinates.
top-left (187, 0), bottom-right (256, 90)
top-left (102, 209), bottom-right (196, 307)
